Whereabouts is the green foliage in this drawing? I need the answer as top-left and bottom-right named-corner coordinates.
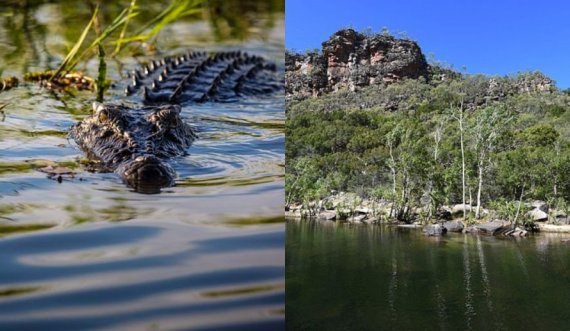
top-left (286, 73), bottom-right (570, 222)
top-left (52, 0), bottom-right (204, 99)
top-left (546, 104), bottom-right (567, 117)
top-left (517, 124), bottom-right (559, 147)
top-left (489, 199), bottom-right (519, 223)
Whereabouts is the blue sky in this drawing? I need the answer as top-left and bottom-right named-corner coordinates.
top-left (286, 0), bottom-right (570, 88)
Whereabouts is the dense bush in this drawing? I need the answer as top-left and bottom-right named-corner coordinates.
top-left (286, 73), bottom-right (570, 221)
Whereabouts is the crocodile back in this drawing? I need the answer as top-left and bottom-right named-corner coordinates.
top-left (125, 51), bottom-right (283, 104)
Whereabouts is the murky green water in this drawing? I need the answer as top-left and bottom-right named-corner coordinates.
top-left (0, 1), bottom-right (284, 329)
top-left (286, 221), bottom-right (570, 330)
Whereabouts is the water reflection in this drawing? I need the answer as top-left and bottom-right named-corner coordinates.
top-left (0, 223), bottom-right (284, 329)
top-left (287, 220), bottom-right (570, 330)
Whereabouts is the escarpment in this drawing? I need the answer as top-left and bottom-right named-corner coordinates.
top-left (286, 28), bottom-right (556, 102)
top-left (286, 28), bottom-right (429, 100)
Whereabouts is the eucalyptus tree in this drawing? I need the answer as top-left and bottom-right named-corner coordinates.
top-left (472, 106), bottom-right (512, 219)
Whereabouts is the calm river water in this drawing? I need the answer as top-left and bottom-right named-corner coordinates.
top-left (0, 1), bottom-right (284, 330)
top-left (287, 220), bottom-right (570, 330)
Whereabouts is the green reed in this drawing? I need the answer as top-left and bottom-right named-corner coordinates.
top-left (52, 0), bottom-right (204, 100)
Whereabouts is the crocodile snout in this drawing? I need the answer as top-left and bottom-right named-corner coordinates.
top-left (116, 155), bottom-right (176, 194)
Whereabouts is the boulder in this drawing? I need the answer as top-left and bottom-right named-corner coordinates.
top-left (348, 214), bottom-right (367, 223)
top-left (442, 220), bottom-right (465, 233)
top-left (531, 200), bottom-right (549, 213)
top-left (424, 224), bottom-right (447, 236)
top-left (318, 210), bottom-right (336, 221)
top-left (285, 210), bottom-right (302, 218)
top-left (451, 204), bottom-right (472, 215)
top-left (558, 217), bottom-right (570, 225)
top-left (528, 208), bottom-right (548, 222)
top-left (504, 227), bottom-right (528, 237)
top-left (355, 207), bottom-right (372, 214)
top-left (537, 223), bottom-right (570, 233)
top-left (475, 220), bottom-right (512, 236)
top-left (435, 206), bottom-right (452, 220)
top-left (463, 225), bottom-right (480, 234)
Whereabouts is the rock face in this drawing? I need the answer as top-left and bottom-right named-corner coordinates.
top-left (528, 208), bottom-right (548, 221)
top-left (286, 29), bottom-right (556, 103)
top-left (286, 29), bottom-right (429, 101)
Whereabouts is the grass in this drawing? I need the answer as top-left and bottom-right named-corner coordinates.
top-left (52, 0), bottom-right (204, 100)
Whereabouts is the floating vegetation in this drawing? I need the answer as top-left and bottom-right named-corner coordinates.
top-left (20, 129), bottom-right (68, 138)
top-left (24, 70), bottom-right (94, 91)
top-left (0, 203), bottom-right (42, 218)
top-left (0, 76), bottom-right (18, 92)
top-left (0, 223), bottom-right (55, 236)
top-left (78, 158), bottom-right (112, 173)
top-left (178, 174), bottom-right (282, 187)
top-left (202, 116), bottom-right (285, 131)
top-left (0, 159), bottom-right (80, 176)
top-left (0, 128), bottom-right (68, 140)
top-left (37, 165), bottom-right (77, 182)
top-left (224, 215), bottom-right (284, 226)
top-left (200, 283), bottom-right (283, 298)
top-left (96, 198), bottom-right (148, 222)
top-left (0, 286), bottom-right (43, 298)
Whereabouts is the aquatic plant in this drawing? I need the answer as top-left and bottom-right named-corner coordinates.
top-left (52, 0), bottom-right (205, 100)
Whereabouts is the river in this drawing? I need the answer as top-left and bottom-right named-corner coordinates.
top-left (286, 220), bottom-right (570, 330)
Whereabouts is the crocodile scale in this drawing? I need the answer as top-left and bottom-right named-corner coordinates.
top-left (125, 51), bottom-right (283, 104)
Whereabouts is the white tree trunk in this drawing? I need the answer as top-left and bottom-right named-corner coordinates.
top-left (514, 184), bottom-right (525, 225)
top-left (388, 139), bottom-right (397, 218)
top-left (459, 102), bottom-right (466, 222)
top-left (476, 155), bottom-right (484, 219)
top-left (389, 140), bottom-right (397, 196)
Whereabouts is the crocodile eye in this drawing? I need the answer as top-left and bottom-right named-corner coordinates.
top-left (98, 111), bottom-right (109, 122)
top-left (96, 106), bottom-right (125, 126)
top-left (93, 102), bottom-right (109, 122)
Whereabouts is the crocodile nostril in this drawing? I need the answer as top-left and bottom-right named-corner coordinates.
top-left (137, 165), bottom-right (162, 181)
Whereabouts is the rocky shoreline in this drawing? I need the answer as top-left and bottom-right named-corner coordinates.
top-left (286, 192), bottom-right (570, 237)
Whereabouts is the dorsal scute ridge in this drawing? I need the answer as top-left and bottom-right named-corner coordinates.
top-left (125, 50), bottom-right (282, 104)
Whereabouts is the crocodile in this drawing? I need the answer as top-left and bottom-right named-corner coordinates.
top-left (70, 51), bottom-right (283, 193)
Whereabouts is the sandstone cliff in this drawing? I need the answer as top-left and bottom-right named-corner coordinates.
top-left (286, 28), bottom-right (555, 102)
top-left (286, 29), bottom-right (429, 100)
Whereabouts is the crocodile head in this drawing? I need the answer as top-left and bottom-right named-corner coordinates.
top-left (71, 102), bottom-right (197, 194)
top-left (115, 154), bottom-right (176, 194)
